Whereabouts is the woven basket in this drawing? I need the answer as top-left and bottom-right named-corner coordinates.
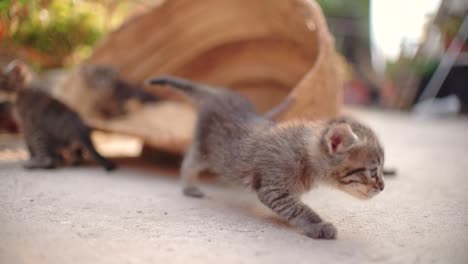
top-left (57, 0), bottom-right (343, 154)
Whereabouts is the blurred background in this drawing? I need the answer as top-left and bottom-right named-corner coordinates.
top-left (318, 0), bottom-right (467, 114)
top-left (0, 0), bottom-right (467, 137)
top-left (2, 0), bottom-right (467, 112)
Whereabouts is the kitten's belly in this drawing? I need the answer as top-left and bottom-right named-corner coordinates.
top-left (208, 153), bottom-right (256, 188)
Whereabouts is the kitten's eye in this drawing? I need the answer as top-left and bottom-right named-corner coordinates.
top-left (369, 169), bottom-right (379, 181)
top-left (344, 168), bottom-right (366, 177)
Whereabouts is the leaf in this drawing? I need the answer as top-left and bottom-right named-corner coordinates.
top-left (0, 0), bottom-right (11, 14)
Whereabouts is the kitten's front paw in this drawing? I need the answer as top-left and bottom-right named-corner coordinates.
top-left (183, 186), bottom-right (204, 198)
top-left (305, 222), bottom-right (337, 239)
top-left (104, 161), bottom-right (117, 172)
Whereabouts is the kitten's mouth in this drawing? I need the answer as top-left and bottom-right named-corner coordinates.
top-left (353, 189), bottom-right (380, 200)
top-left (358, 191), bottom-right (372, 200)
top-left (364, 189), bottom-right (380, 199)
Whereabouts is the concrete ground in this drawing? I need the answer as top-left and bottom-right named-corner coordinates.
top-left (1, 109), bottom-right (468, 264)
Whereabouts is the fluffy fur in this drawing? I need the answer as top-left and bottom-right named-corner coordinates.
top-left (147, 76), bottom-right (385, 239)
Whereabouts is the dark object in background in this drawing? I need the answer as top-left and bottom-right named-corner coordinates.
top-left (413, 65), bottom-right (468, 113)
top-left (383, 168), bottom-right (397, 177)
top-left (140, 145), bottom-right (182, 168)
top-left (0, 101), bottom-right (19, 133)
top-left (114, 78), bottom-right (158, 104)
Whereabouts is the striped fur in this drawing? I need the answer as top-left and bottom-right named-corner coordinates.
top-left (1, 61), bottom-right (115, 171)
top-left (147, 76), bottom-right (386, 239)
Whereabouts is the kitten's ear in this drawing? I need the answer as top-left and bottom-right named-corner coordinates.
top-left (324, 123), bottom-right (359, 155)
top-left (5, 60), bottom-right (28, 85)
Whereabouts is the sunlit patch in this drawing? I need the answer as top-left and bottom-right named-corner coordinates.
top-left (0, 134), bottom-right (28, 162)
top-left (91, 131), bottom-right (142, 158)
top-left (0, 148), bottom-right (28, 162)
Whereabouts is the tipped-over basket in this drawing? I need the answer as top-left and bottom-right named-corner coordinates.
top-left (57, 0), bottom-right (343, 154)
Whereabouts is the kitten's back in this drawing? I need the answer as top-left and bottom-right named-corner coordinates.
top-left (16, 88), bottom-right (86, 137)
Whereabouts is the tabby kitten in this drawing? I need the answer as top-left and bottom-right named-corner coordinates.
top-left (147, 76), bottom-right (385, 239)
top-left (0, 61), bottom-right (115, 171)
top-left (265, 95), bottom-right (396, 177)
top-left (80, 65), bottom-right (158, 118)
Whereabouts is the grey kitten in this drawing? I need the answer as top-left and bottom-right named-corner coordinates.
top-left (147, 76), bottom-right (385, 239)
top-left (0, 61), bottom-right (115, 171)
top-left (263, 95), bottom-right (396, 177)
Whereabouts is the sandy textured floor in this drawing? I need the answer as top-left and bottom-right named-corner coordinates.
top-left (1, 109), bottom-right (468, 264)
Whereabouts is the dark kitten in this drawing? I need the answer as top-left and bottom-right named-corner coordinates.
top-left (147, 76), bottom-right (386, 239)
top-left (80, 65), bottom-right (158, 118)
top-left (0, 61), bottom-right (115, 171)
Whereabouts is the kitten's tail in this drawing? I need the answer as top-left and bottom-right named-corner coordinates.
top-left (145, 76), bottom-right (215, 101)
top-left (81, 132), bottom-right (116, 171)
top-left (264, 96), bottom-right (294, 120)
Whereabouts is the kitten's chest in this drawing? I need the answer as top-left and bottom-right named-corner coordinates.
top-left (14, 91), bottom-right (45, 127)
top-left (12, 102), bottom-right (31, 130)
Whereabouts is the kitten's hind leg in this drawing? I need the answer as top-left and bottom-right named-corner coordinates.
top-left (25, 141), bottom-right (35, 158)
top-left (256, 184), bottom-right (337, 239)
top-left (181, 146), bottom-right (206, 198)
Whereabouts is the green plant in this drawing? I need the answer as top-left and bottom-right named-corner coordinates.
top-left (0, 0), bottom-right (106, 69)
top-left (316, 0), bottom-right (370, 30)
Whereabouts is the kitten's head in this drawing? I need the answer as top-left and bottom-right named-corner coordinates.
top-left (322, 117), bottom-right (385, 200)
top-left (0, 60), bottom-right (29, 99)
top-left (80, 64), bottom-right (118, 90)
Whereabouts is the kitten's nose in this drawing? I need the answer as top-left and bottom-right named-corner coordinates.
top-left (378, 181), bottom-right (385, 191)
